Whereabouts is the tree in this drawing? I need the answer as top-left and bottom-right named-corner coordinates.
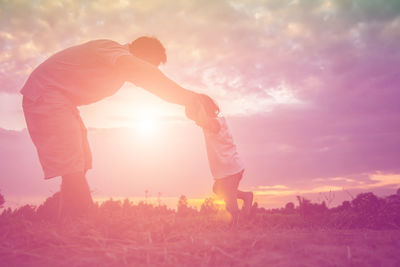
top-left (285, 202), bottom-right (295, 211)
top-left (178, 195), bottom-right (188, 210)
top-left (177, 195), bottom-right (188, 216)
top-left (0, 191), bottom-right (4, 208)
top-left (352, 192), bottom-right (381, 213)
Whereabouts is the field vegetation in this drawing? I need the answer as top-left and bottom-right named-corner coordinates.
top-left (1, 190), bottom-right (400, 266)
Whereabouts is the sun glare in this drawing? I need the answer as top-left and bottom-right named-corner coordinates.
top-left (135, 115), bottom-right (158, 136)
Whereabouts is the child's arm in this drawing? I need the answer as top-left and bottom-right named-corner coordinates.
top-left (196, 104), bottom-right (220, 133)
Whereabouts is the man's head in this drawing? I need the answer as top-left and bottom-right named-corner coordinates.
top-left (129, 36), bottom-right (167, 67)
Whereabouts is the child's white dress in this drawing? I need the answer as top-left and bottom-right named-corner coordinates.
top-left (202, 117), bottom-right (244, 180)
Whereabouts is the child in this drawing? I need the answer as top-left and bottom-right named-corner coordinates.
top-left (186, 94), bottom-right (253, 225)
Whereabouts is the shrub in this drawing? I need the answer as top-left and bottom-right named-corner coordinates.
top-left (177, 195), bottom-right (191, 216)
top-left (297, 196), bottom-right (327, 218)
top-left (200, 197), bottom-right (218, 215)
top-left (284, 202), bottom-right (295, 213)
top-left (36, 192), bottom-right (60, 221)
top-left (12, 204), bottom-right (37, 220)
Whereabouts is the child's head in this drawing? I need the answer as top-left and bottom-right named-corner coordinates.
top-left (185, 94), bottom-right (220, 121)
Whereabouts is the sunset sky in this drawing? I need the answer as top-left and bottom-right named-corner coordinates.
top-left (1, 0), bottom-right (400, 209)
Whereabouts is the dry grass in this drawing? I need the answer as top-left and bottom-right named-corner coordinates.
top-left (1, 203), bottom-right (400, 267)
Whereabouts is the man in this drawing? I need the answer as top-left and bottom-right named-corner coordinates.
top-left (21, 36), bottom-right (201, 219)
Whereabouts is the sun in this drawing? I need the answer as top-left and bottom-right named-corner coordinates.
top-left (135, 115), bottom-right (158, 136)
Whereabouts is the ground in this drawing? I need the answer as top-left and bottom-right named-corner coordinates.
top-left (1, 211), bottom-right (400, 267)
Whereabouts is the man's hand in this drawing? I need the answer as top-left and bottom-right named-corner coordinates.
top-left (195, 103), bottom-right (221, 133)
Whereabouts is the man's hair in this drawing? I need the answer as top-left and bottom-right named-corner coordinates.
top-left (129, 36), bottom-right (167, 67)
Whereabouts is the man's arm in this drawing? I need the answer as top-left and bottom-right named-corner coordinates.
top-left (116, 54), bottom-right (197, 106)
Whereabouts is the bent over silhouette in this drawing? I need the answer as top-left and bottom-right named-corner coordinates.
top-left (21, 37), bottom-right (205, 220)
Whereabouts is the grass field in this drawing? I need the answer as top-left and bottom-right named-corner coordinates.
top-left (1, 196), bottom-right (400, 267)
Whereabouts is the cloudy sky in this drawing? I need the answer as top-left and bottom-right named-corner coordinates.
top-left (1, 0), bottom-right (400, 208)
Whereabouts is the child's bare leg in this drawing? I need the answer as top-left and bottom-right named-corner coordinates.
top-left (224, 195), bottom-right (239, 226)
top-left (237, 190), bottom-right (253, 216)
top-left (214, 179), bottom-right (239, 225)
top-left (237, 190), bottom-right (248, 200)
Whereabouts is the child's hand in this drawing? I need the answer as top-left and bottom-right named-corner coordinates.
top-left (185, 94), bottom-right (220, 133)
top-left (196, 105), bottom-right (220, 133)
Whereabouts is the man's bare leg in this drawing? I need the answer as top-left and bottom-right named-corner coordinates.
top-left (58, 171), bottom-right (93, 221)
